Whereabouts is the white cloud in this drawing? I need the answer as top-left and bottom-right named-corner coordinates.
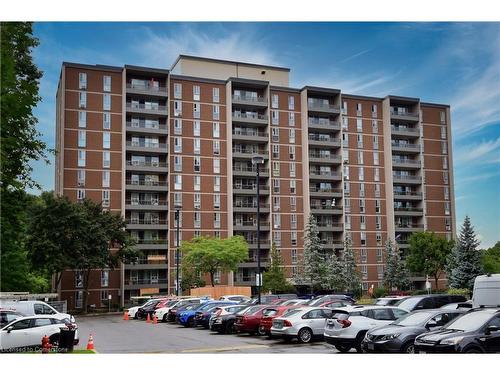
top-left (454, 137), bottom-right (500, 165)
top-left (456, 170), bottom-right (500, 184)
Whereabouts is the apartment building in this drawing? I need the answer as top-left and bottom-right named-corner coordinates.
top-left (55, 55), bottom-right (455, 310)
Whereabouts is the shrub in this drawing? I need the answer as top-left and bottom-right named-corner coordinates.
top-left (372, 287), bottom-right (387, 298)
top-left (446, 288), bottom-right (470, 299)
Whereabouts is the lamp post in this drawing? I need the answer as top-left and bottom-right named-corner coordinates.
top-left (174, 204), bottom-right (182, 296)
top-left (252, 155), bottom-right (265, 304)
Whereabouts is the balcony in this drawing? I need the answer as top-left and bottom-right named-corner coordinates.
top-left (308, 118), bottom-right (341, 131)
top-left (232, 147), bottom-right (268, 160)
top-left (126, 160), bottom-right (168, 173)
top-left (392, 158), bottom-right (421, 169)
top-left (308, 102), bottom-right (341, 115)
top-left (233, 202), bottom-right (270, 213)
top-left (391, 142), bottom-right (420, 154)
top-left (394, 207), bottom-right (424, 216)
top-left (126, 102), bottom-right (168, 115)
top-left (234, 275), bottom-right (256, 286)
top-left (308, 153), bottom-right (342, 164)
top-left (391, 125), bottom-right (420, 138)
top-left (126, 121), bottom-right (168, 135)
top-left (310, 205), bottom-right (343, 215)
top-left (308, 134), bottom-right (341, 148)
top-left (125, 180), bottom-right (168, 192)
top-left (392, 175), bottom-right (422, 185)
top-left (310, 170), bottom-right (341, 181)
top-left (232, 112), bottom-right (268, 125)
top-left (125, 199), bottom-right (168, 211)
top-left (233, 184), bottom-right (269, 195)
top-left (126, 140), bottom-right (168, 154)
top-left (309, 186), bottom-right (343, 197)
top-left (126, 219), bottom-right (168, 230)
top-left (395, 224), bottom-right (424, 232)
top-left (232, 94), bottom-right (267, 108)
top-left (239, 259), bottom-right (270, 268)
top-left (390, 110), bottom-right (419, 122)
top-left (316, 222), bottom-right (344, 232)
top-left (232, 129), bottom-right (268, 143)
top-left (233, 221), bottom-right (271, 232)
top-left (393, 191), bottom-right (423, 200)
top-left (246, 240), bottom-right (271, 250)
top-left (126, 83), bottom-right (168, 97)
top-left (133, 238), bottom-right (168, 250)
top-left (320, 241), bottom-right (344, 250)
top-left (124, 278), bottom-right (168, 290)
top-left (232, 165), bottom-right (269, 177)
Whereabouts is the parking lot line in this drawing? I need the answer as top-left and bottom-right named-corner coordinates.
top-left (181, 344), bottom-right (270, 353)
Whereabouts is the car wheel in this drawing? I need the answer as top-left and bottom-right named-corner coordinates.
top-left (298, 328), bottom-right (313, 344)
top-left (464, 347), bottom-right (482, 354)
top-left (134, 312), bottom-right (138, 319)
top-left (355, 331), bottom-right (367, 353)
top-left (258, 325), bottom-right (267, 336)
top-left (226, 321), bottom-right (236, 334)
top-left (402, 342), bottom-right (415, 354)
top-left (335, 344), bottom-right (351, 353)
top-left (187, 317), bottom-right (195, 328)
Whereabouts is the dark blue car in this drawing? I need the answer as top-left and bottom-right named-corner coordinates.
top-left (178, 301), bottom-right (236, 327)
top-left (193, 301), bottom-right (241, 328)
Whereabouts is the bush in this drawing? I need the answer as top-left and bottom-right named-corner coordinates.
top-left (372, 287), bottom-right (386, 298)
top-left (446, 288), bottom-right (470, 299)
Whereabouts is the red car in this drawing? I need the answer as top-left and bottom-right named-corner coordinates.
top-left (259, 305), bottom-right (297, 336)
top-left (234, 305), bottom-right (270, 335)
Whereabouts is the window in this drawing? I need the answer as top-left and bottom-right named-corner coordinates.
top-left (78, 130), bottom-right (86, 147)
top-left (103, 132), bottom-right (111, 149)
top-left (442, 141), bottom-right (448, 154)
top-left (290, 196), bottom-right (297, 211)
top-left (213, 87), bottom-right (220, 103)
top-left (289, 162), bottom-right (296, 178)
top-left (193, 85), bottom-right (200, 101)
top-left (174, 119), bottom-right (182, 135)
top-left (194, 156), bottom-right (201, 172)
top-left (214, 213), bottom-right (221, 228)
top-left (272, 94), bottom-right (279, 109)
top-left (359, 199), bottom-right (366, 213)
top-left (102, 171), bottom-right (110, 188)
top-left (103, 75), bottom-right (111, 92)
top-left (289, 129), bottom-right (295, 143)
top-left (288, 112), bottom-right (295, 126)
top-left (79, 72), bottom-right (87, 89)
top-left (174, 192), bottom-right (182, 207)
top-left (193, 103), bottom-right (201, 119)
top-left (214, 194), bottom-right (221, 209)
top-left (373, 152), bottom-right (379, 165)
top-left (102, 190), bottom-right (110, 207)
top-left (273, 161), bottom-right (280, 176)
top-left (372, 104), bottom-right (377, 115)
top-left (174, 137), bottom-right (182, 153)
top-left (77, 189), bottom-right (85, 201)
top-left (174, 83), bottom-right (182, 99)
top-left (356, 103), bottom-right (362, 116)
top-left (288, 95), bottom-right (295, 110)
top-left (357, 134), bottom-right (363, 148)
top-left (376, 216), bottom-right (382, 230)
top-left (345, 214), bottom-right (351, 229)
top-left (358, 167), bottom-right (364, 181)
top-left (342, 100), bottom-right (347, 114)
top-left (360, 215), bottom-right (366, 230)
top-left (214, 176), bottom-right (221, 192)
top-left (213, 158), bottom-right (220, 174)
top-left (291, 249), bottom-right (298, 263)
top-left (103, 151), bottom-right (110, 168)
top-left (272, 144), bottom-right (280, 158)
top-left (358, 151), bottom-right (364, 165)
top-left (445, 201), bottom-right (450, 215)
top-left (443, 156), bottom-right (448, 169)
top-left (290, 179), bottom-right (296, 194)
top-left (360, 232), bottom-right (366, 246)
top-left (272, 128), bottom-right (280, 142)
top-left (373, 135), bottom-right (379, 150)
top-left (213, 140), bottom-right (220, 155)
top-left (78, 111), bottom-right (86, 128)
top-left (213, 105), bottom-right (220, 120)
top-left (372, 119), bottom-right (378, 133)
top-left (342, 132), bottom-right (349, 147)
top-left (77, 169), bottom-right (85, 186)
top-left (359, 183), bottom-right (365, 197)
top-left (440, 111), bottom-right (446, 124)
top-left (103, 94), bottom-right (111, 111)
top-left (174, 155), bottom-right (182, 172)
top-left (376, 233), bottom-right (383, 247)
top-left (443, 171), bottom-right (449, 184)
top-left (194, 211), bottom-right (201, 228)
top-left (375, 183), bottom-right (381, 198)
top-left (360, 248), bottom-right (367, 263)
top-left (344, 165), bottom-right (349, 179)
top-left (193, 138), bottom-right (201, 154)
top-left (103, 112), bottom-right (111, 129)
top-left (375, 199), bottom-right (381, 213)
top-left (344, 181), bottom-right (350, 195)
top-left (273, 231), bottom-right (282, 247)
top-left (273, 213), bottom-right (281, 229)
top-left (101, 270), bottom-right (109, 287)
top-left (174, 100), bottom-right (182, 116)
top-left (345, 198), bottom-right (351, 213)
top-left (444, 186), bottom-right (449, 200)
top-left (361, 265), bottom-right (368, 279)
top-left (342, 116), bottom-right (348, 130)
top-left (272, 110), bottom-right (279, 125)
top-left (342, 149), bottom-right (349, 163)
top-left (273, 179), bottom-right (280, 193)
top-left (78, 150), bottom-right (86, 167)
top-left (213, 122), bottom-right (220, 138)
top-left (194, 175), bottom-right (201, 191)
top-left (445, 217), bottom-right (451, 231)
top-left (193, 120), bottom-right (200, 136)
top-left (174, 175), bottom-right (182, 190)
top-left (441, 125), bottom-right (447, 139)
top-left (356, 118), bottom-right (362, 132)
top-left (374, 168), bottom-right (380, 182)
top-left (79, 92), bottom-right (87, 108)
top-left (289, 145), bottom-right (296, 160)
top-left (291, 214), bottom-right (297, 229)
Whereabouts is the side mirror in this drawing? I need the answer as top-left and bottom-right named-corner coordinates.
top-left (6, 327), bottom-right (13, 333)
top-left (485, 326), bottom-right (499, 335)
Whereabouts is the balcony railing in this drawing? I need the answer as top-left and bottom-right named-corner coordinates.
top-left (308, 102), bottom-right (340, 111)
top-left (393, 175), bottom-right (422, 181)
top-left (232, 95), bottom-right (266, 103)
top-left (233, 184), bottom-right (269, 191)
top-left (234, 202), bottom-right (269, 209)
top-left (394, 207), bottom-right (424, 212)
top-left (127, 258), bottom-right (167, 265)
top-left (308, 134), bottom-right (340, 143)
top-left (127, 141), bottom-right (167, 149)
top-left (392, 158), bottom-right (421, 165)
top-left (125, 278), bottom-right (168, 285)
top-left (308, 118), bottom-right (339, 127)
top-left (393, 191), bottom-right (422, 197)
top-left (133, 239), bottom-right (168, 245)
top-left (126, 160), bottom-right (168, 168)
top-left (126, 219), bottom-right (168, 225)
top-left (126, 83), bottom-right (167, 93)
top-left (310, 171), bottom-right (340, 178)
top-left (391, 110), bottom-right (419, 118)
top-left (126, 180), bottom-right (168, 187)
top-left (234, 221), bottom-right (270, 227)
top-left (126, 103), bottom-right (167, 112)
top-left (310, 205), bottom-right (343, 210)
top-left (233, 165), bottom-right (269, 173)
top-left (126, 121), bottom-right (168, 130)
top-left (126, 199), bottom-right (167, 205)
top-left (232, 147), bottom-right (268, 155)
top-left (309, 187), bottom-right (343, 194)
top-left (232, 112), bottom-right (268, 121)
top-left (233, 129), bottom-right (268, 137)
top-left (395, 224), bottom-right (424, 229)
top-left (391, 143), bottom-right (420, 150)
top-left (391, 125), bottom-right (419, 133)
top-left (245, 239), bottom-right (271, 245)
top-left (309, 153), bottom-right (341, 161)
top-left (317, 222), bottom-right (343, 228)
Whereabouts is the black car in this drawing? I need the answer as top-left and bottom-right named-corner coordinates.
top-left (362, 309), bottom-right (464, 353)
top-left (193, 302), bottom-right (237, 328)
top-left (394, 294), bottom-right (466, 312)
top-left (415, 308), bottom-right (500, 353)
top-left (211, 305), bottom-right (254, 334)
top-left (137, 299), bottom-right (167, 319)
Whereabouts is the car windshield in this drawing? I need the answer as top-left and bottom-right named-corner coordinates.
top-left (375, 299), bottom-right (390, 306)
top-left (394, 297), bottom-right (419, 311)
top-left (445, 312), bottom-right (493, 331)
top-left (197, 303), bottom-right (217, 312)
top-left (242, 306), bottom-right (263, 315)
top-left (392, 311), bottom-right (435, 326)
top-left (282, 309), bottom-right (302, 318)
top-left (263, 309), bottom-right (278, 317)
top-left (184, 304), bottom-right (201, 311)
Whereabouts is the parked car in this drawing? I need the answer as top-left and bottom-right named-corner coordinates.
top-left (306, 295), bottom-right (356, 306)
top-left (166, 301), bottom-right (203, 323)
top-left (319, 300), bottom-right (353, 309)
top-left (192, 301), bottom-right (239, 328)
top-left (0, 315), bottom-right (79, 351)
top-left (0, 309), bottom-right (24, 328)
top-left (155, 298), bottom-right (206, 322)
top-left (259, 305), bottom-right (297, 336)
top-left (374, 296), bottom-right (408, 306)
top-left (362, 309), bottom-right (464, 353)
top-left (472, 274), bottom-right (500, 308)
top-left (234, 305), bottom-right (271, 335)
top-left (271, 307), bottom-right (333, 343)
top-left (276, 299), bottom-right (309, 307)
top-left (219, 295), bottom-right (251, 303)
top-left (248, 294), bottom-right (298, 305)
top-left (440, 301), bottom-right (473, 311)
top-left (127, 298), bottom-right (163, 319)
top-left (323, 305), bottom-right (408, 352)
top-left (176, 303), bottom-right (204, 326)
top-left (137, 298), bottom-right (169, 319)
top-left (415, 308), bottom-right (500, 353)
top-left (394, 294), bottom-right (467, 312)
top-left (210, 305), bottom-right (251, 334)
top-left (0, 300), bottom-right (75, 323)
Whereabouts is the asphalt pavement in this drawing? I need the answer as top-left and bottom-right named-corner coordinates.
top-left (74, 314), bottom-right (345, 354)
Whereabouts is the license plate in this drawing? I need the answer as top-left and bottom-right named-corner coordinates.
top-left (368, 343), bottom-right (374, 350)
top-left (274, 322), bottom-right (283, 329)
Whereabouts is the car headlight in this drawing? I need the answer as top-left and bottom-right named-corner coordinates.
top-left (381, 333), bottom-right (401, 340)
top-left (440, 337), bottom-right (464, 346)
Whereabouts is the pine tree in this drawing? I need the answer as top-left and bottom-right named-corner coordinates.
top-left (263, 243), bottom-right (294, 293)
top-left (446, 216), bottom-right (483, 290)
top-left (339, 234), bottom-right (361, 292)
top-left (383, 239), bottom-right (411, 291)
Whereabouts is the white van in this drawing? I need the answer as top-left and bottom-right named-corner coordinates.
top-left (0, 300), bottom-right (75, 323)
top-left (472, 274), bottom-right (500, 308)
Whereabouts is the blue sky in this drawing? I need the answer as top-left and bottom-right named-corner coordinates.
top-left (30, 22), bottom-right (500, 248)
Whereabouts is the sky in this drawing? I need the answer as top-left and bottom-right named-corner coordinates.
top-left (29, 22), bottom-right (500, 248)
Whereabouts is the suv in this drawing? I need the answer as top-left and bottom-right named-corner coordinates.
top-left (323, 305), bottom-right (408, 352)
top-left (415, 308), bottom-right (500, 353)
top-left (394, 294), bottom-right (467, 312)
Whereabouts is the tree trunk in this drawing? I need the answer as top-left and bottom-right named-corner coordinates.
top-left (83, 268), bottom-right (91, 314)
top-left (434, 275), bottom-right (439, 291)
top-left (53, 272), bottom-right (63, 292)
top-left (210, 271), bottom-right (215, 287)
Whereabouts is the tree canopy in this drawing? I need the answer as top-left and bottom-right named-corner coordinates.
top-left (383, 239), bottom-right (411, 291)
top-left (338, 234), bottom-right (361, 293)
top-left (482, 241), bottom-right (500, 274)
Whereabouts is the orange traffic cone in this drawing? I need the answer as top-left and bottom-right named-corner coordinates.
top-left (146, 313), bottom-right (151, 323)
top-left (86, 334), bottom-right (95, 350)
top-left (153, 315), bottom-right (158, 324)
top-left (123, 310), bottom-right (129, 321)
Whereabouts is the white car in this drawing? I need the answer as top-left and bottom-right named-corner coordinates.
top-left (323, 305), bottom-right (408, 352)
top-left (278, 299), bottom-right (309, 306)
top-left (0, 315), bottom-right (79, 352)
top-left (0, 300), bottom-right (75, 323)
top-left (127, 298), bottom-right (162, 319)
top-left (270, 307), bottom-right (333, 343)
top-left (218, 295), bottom-right (251, 303)
top-left (374, 296), bottom-right (408, 306)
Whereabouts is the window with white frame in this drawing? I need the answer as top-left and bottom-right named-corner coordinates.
top-left (376, 234), bottom-right (382, 247)
top-left (174, 83), bottom-right (182, 99)
top-left (356, 118), bottom-right (362, 132)
top-left (214, 176), bottom-right (221, 192)
top-left (375, 199), bottom-right (381, 213)
top-left (345, 198), bottom-right (351, 213)
top-left (444, 186), bottom-right (449, 200)
top-left (78, 130), bottom-right (86, 148)
top-left (443, 171), bottom-right (449, 184)
top-left (77, 189), bottom-right (85, 201)
top-left (273, 213), bottom-right (281, 229)
top-left (213, 105), bottom-right (220, 120)
top-left (344, 165), bottom-right (350, 179)
top-left (358, 151), bottom-right (364, 165)
top-left (272, 161), bottom-right (280, 176)
top-left (78, 150), bottom-right (86, 167)
top-left (444, 201), bottom-right (450, 215)
top-left (174, 175), bottom-right (182, 190)
top-left (174, 119), bottom-right (182, 135)
top-left (102, 190), bottom-right (110, 207)
top-left (441, 125), bottom-right (447, 139)
top-left (288, 95), bottom-right (295, 110)
top-left (194, 138), bottom-right (201, 154)
top-left (291, 214), bottom-right (297, 229)
top-left (192, 193), bottom-right (201, 209)
top-left (174, 137), bottom-right (182, 153)
top-left (342, 116), bottom-right (348, 130)
top-left (213, 122), bottom-right (220, 138)
top-left (360, 215), bottom-right (366, 230)
top-left (358, 167), bottom-right (364, 181)
top-left (372, 119), bottom-right (378, 133)
top-left (174, 155), bottom-right (182, 172)
top-left (344, 181), bottom-right (350, 195)
top-left (79, 92), bottom-right (87, 108)
top-left (375, 216), bottom-right (382, 230)
top-left (194, 175), bottom-right (201, 191)
top-left (272, 128), bottom-right (279, 142)
top-left (213, 87), bottom-right (220, 103)
top-left (342, 100), bottom-right (347, 114)
top-left (102, 171), bottom-right (110, 188)
top-left (289, 162), bottom-right (296, 178)
top-left (356, 102), bottom-right (362, 116)
top-left (373, 152), bottom-right (379, 165)
top-left (289, 129), bottom-right (295, 143)
top-left (290, 196), bottom-right (296, 211)
top-left (357, 134), bottom-right (363, 148)
top-left (345, 214), bottom-right (351, 229)
top-left (213, 140), bottom-right (220, 155)
top-left (359, 183), bottom-right (365, 197)
top-left (443, 156), bottom-right (448, 169)
top-left (342, 132), bottom-right (349, 147)
top-left (75, 270), bottom-right (84, 288)
top-left (361, 265), bottom-right (368, 279)
top-left (103, 151), bottom-right (110, 168)
top-left (375, 183), bottom-right (381, 197)
top-left (291, 248), bottom-right (298, 263)
top-left (79, 72), bottom-right (87, 89)
top-left (193, 103), bottom-right (201, 119)
top-left (193, 120), bottom-right (200, 137)
top-left (272, 144), bottom-right (280, 158)
top-left (273, 179), bottom-right (280, 193)
top-left (373, 135), bottom-right (379, 150)
top-left (193, 85), bottom-right (200, 101)
top-left (290, 179), bottom-right (296, 194)
top-left (103, 94), bottom-right (111, 111)
top-left (77, 169), bottom-right (85, 186)
top-left (372, 104), bottom-right (377, 115)
top-left (194, 156), bottom-right (201, 172)
top-left (360, 248), bottom-right (367, 263)
top-left (289, 145), bottom-right (295, 160)
top-left (273, 231), bottom-right (281, 247)
top-left (194, 211), bottom-right (201, 228)
top-left (103, 75), bottom-right (111, 92)
top-left (440, 111), bottom-right (446, 124)
top-left (79, 111), bottom-right (86, 128)
top-left (214, 212), bottom-right (221, 228)
top-left (174, 100), bottom-right (182, 116)
top-left (374, 168), bottom-right (380, 182)
top-left (101, 270), bottom-right (109, 287)
top-left (442, 141), bottom-right (448, 154)
top-left (174, 192), bottom-right (182, 207)
top-left (272, 94), bottom-right (279, 109)
top-left (213, 158), bottom-right (220, 174)
top-left (214, 194), bottom-right (221, 209)
top-left (288, 112), bottom-right (295, 126)
top-left (377, 265), bottom-right (384, 280)
top-left (103, 112), bottom-right (111, 129)
top-left (342, 149), bottom-right (349, 163)
top-left (103, 132), bottom-right (111, 149)
top-left (272, 110), bottom-right (279, 125)
top-left (359, 199), bottom-right (366, 213)
top-left (360, 232), bottom-right (367, 246)
top-left (445, 217), bottom-right (451, 231)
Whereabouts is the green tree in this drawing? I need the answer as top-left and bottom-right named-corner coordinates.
top-left (407, 231), bottom-right (454, 290)
top-left (338, 234), bottom-right (361, 292)
top-left (446, 216), bottom-right (483, 290)
top-left (181, 236), bottom-right (248, 287)
top-left (481, 241), bottom-right (500, 274)
top-left (27, 197), bottom-right (139, 313)
top-left (383, 239), bottom-right (411, 291)
top-left (263, 243), bottom-right (294, 294)
top-left (180, 265), bottom-right (206, 292)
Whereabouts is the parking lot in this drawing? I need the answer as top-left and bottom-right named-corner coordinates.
top-left (74, 314), bottom-right (343, 354)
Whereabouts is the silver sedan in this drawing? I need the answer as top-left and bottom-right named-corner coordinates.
top-left (270, 307), bottom-right (333, 343)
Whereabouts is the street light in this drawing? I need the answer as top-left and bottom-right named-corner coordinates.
top-left (174, 204), bottom-right (182, 296)
top-left (252, 155), bottom-right (265, 304)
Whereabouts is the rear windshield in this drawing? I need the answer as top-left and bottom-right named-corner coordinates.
top-left (263, 309), bottom-right (278, 317)
top-left (394, 297), bottom-right (420, 311)
top-left (282, 309), bottom-right (302, 318)
top-left (393, 311), bottom-right (434, 326)
top-left (242, 306), bottom-right (263, 315)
